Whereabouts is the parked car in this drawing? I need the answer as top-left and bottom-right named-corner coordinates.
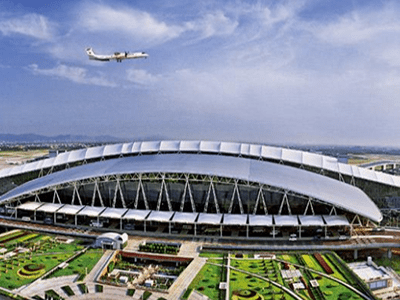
top-left (43, 217), bottom-right (53, 224)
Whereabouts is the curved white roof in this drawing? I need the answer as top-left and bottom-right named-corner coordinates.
top-left (0, 154), bottom-right (382, 222)
top-left (98, 232), bottom-right (128, 243)
top-left (1, 141), bottom-right (399, 191)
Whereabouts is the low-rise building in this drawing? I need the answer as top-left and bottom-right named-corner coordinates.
top-left (93, 232), bottom-right (128, 250)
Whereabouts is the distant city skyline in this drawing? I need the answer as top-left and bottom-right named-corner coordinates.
top-left (1, 0), bottom-right (400, 146)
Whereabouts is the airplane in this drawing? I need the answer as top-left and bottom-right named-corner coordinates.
top-left (85, 48), bottom-right (148, 62)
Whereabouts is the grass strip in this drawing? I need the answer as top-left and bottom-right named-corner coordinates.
top-left (142, 291), bottom-right (152, 300)
top-left (78, 283), bottom-right (88, 294)
top-left (61, 285), bottom-right (75, 296)
top-left (95, 284), bottom-right (103, 293)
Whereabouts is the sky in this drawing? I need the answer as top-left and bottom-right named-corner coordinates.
top-left (1, 0), bottom-right (400, 146)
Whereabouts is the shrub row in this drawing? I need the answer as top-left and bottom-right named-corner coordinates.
top-left (313, 253), bottom-right (333, 274)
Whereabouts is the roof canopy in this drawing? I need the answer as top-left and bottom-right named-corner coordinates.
top-left (197, 213), bottom-right (223, 225)
top-left (298, 215), bottom-right (325, 226)
top-left (248, 215), bottom-right (273, 226)
top-left (1, 140), bottom-right (399, 192)
top-left (17, 202), bottom-right (44, 211)
top-left (223, 214), bottom-right (248, 226)
top-left (123, 209), bottom-right (150, 220)
top-left (36, 203), bottom-right (64, 213)
top-left (274, 215), bottom-right (299, 226)
top-left (323, 215), bottom-right (350, 226)
top-left (146, 211), bottom-right (174, 222)
top-left (57, 204), bottom-right (84, 215)
top-left (100, 207), bottom-right (128, 219)
top-left (77, 206), bottom-right (106, 217)
top-left (172, 212), bottom-right (198, 224)
top-left (0, 154), bottom-right (382, 222)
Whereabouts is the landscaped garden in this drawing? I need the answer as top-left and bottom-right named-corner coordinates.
top-left (99, 251), bottom-right (191, 291)
top-left (48, 248), bottom-right (104, 280)
top-left (0, 230), bottom-right (90, 290)
top-left (138, 241), bottom-right (181, 255)
top-left (186, 251), bottom-right (372, 300)
top-left (184, 262), bottom-right (225, 300)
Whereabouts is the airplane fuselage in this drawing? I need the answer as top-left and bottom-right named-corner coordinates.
top-left (86, 48), bottom-right (148, 62)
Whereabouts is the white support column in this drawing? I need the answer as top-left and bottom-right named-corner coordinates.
top-left (204, 181), bottom-right (212, 213)
top-left (35, 194), bottom-right (41, 202)
top-left (304, 198), bottom-right (315, 215)
top-left (53, 189), bottom-right (61, 204)
top-left (203, 178), bottom-right (220, 213)
top-left (164, 177), bottom-right (172, 211)
top-left (112, 178), bottom-right (126, 208)
top-left (155, 176), bottom-right (172, 211)
top-left (180, 180), bottom-right (188, 212)
top-left (228, 180), bottom-right (243, 214)
top-left (212, 181), bottom-right (220, 214)
top-left (329, 206), bottom-right (337, 215)
top-left (187, 180), bottom-right (196, 212)
top-left (278, 192), bottom-right (291, 215)
top-left (255, 186), bottom-right (268, 215)
top-left (134, 177), bottom-right (141, 209)
top-left (92, 180), bottom-right (104, 207)
top-left (72, 182), bottom-right (82, 206)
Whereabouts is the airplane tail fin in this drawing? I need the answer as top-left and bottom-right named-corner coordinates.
top-left (86, 47), bottom-right (95, 57)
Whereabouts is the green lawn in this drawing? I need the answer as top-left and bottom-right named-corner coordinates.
top-left (0, 252), bottom-right (73, 289)
top-left (185, 263), bottom-right (224, 300)
top-left (49, 249), bottom-right (104, 280)
top-left (371, 255), bottom-right (400, 274)
top-left (0, 230), bottom-right (23, 243)
top-left (186, 253), bottom-right (367, 300)
top-left (199, 252), bottom-right (225, 258)
top-left (0, 238), bottom-right (86, 290)
top-left (230, 259), bottom-right (296, 300)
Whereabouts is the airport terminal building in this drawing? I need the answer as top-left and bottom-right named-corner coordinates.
top-left (0, 140), bottom-right (396, 240)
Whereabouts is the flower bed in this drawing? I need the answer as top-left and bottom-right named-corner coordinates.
top-left (17, 264), bottom-right (46, 278)
top-left (314, 253), bottom-right (333, 274)
top-left (139, 242), bottom-right (180, 255)
top-left (0, 232), bottom-right (29, 244)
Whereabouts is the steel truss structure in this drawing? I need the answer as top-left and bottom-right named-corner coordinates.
top-left (11, 172), bottom-right (348, 217)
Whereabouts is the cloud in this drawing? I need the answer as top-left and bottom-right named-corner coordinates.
top-left (77, 3), bottom-right (184, 44)
top-left (0, 13), bottom-right (55, 40)
top-left (126, 69), bottom-right (160, 86)
top-left (185, 11), bottom-right (238, 39)
top-left (28, 64), bottom-right (116, 87)
top-left (311, 4), bottom-right (400, 45)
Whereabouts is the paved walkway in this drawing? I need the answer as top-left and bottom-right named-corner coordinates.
top-left (178, 241), bottom-right (202, 257)
top-left (84, 250), bottom-right (114, 282)
top-left (167, 256), bottom-right (207, 300)
top-left (188, 290), bottom-right (211, 300)
top-left (18, 275), bottom-right (79, 298)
